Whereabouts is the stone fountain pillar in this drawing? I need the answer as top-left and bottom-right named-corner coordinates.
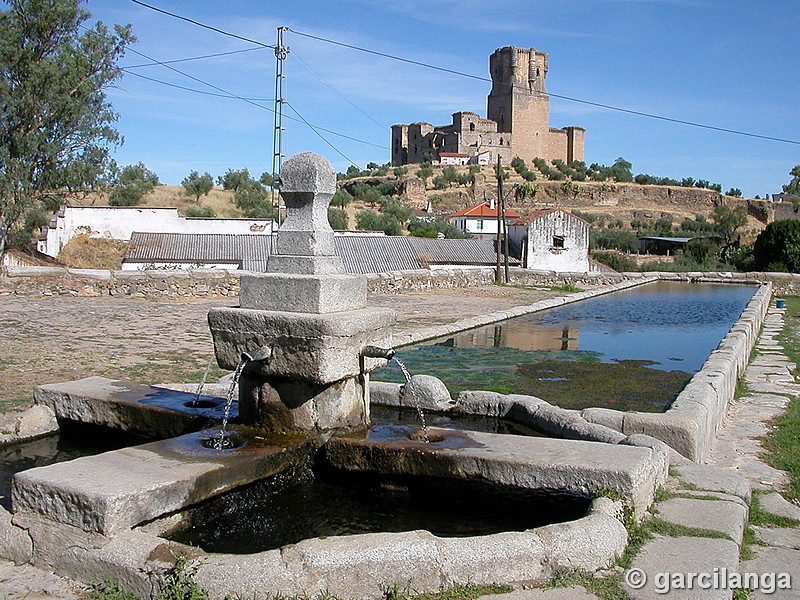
top-left (208, 153), bottom-right (395, 432)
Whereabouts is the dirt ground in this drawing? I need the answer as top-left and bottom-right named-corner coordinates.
top-left (0, 284), bottom-right (569, 412)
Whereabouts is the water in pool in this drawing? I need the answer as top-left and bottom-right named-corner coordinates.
top-left (375, 281), bottom-right (757, 412)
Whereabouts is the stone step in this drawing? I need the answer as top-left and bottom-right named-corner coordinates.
top-left (33, 376), bottom-right (234, 439)
top-left (12, 429), bottom-right (320, 535)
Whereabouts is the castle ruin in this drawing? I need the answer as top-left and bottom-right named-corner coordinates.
top-left (392, 46), bottom-right (584, 167)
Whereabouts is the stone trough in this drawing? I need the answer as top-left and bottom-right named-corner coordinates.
top-left (0, 152), bottom-right (671, 599)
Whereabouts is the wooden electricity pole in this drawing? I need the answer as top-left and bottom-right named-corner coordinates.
top-left (495, 156), bottom-right (503, 285)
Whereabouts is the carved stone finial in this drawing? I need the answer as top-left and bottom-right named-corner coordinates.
top-left (280, 152), bottom-right (336, 195)
top-left (267, 152), bottom-right (343, 274)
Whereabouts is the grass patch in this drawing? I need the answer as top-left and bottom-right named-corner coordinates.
top-left (768, 295), bottom-right (800, 501)
top-left (647, 517), bottom-right (732, 541)
top-left (544, 569), bottom-right (629, 600)
top-left (384, 583), bottom-right (513, 600)
top-left (749, 492), bottom-right (800, 528)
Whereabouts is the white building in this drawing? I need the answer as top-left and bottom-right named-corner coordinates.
top-left (38, 206), bottom-right (273, 258)
top-left (448, 201), bottom-right (522, 240)
top-left (508, 209), bottom-right (590, 272)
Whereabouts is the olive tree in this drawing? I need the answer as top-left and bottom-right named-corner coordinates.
top-left (0, 0), bottom-right (133, 254)
top-left (181, 170), bottom-right (214, 202)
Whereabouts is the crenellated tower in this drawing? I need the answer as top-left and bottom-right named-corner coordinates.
top-left (488, 47), bottom-right (551, 164)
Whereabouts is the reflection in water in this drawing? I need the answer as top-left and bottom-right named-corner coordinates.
top-left (375, 282), bottom-right (757, 413)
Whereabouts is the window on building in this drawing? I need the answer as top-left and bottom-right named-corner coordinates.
top-left (552, 236), bottom-right (565, 248)
top-left (476, 220), bottom-right (483, 230)
top-left (470, 123), bottom-right (475, 132)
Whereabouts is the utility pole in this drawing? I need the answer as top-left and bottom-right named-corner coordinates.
top-left (502, 184), bottom-right (510, 283)
top-left (271, 27), bottom-right (289, 227)
top-left (495, 156), bottom-right (503, 285)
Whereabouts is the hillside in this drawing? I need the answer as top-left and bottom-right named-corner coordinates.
top-left (70, 163), bottom-right (766, 243)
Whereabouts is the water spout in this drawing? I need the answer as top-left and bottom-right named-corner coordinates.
top-left (392, 356), bottom-right (429, 443)
top-left (214, 357), bottom-right (249, 450)
top-left (362, 345), bottom-right (396, 360)
top-left (191, 355), bottom-right (216, 407)
top-left (242, 346), bottom-right (273, 363)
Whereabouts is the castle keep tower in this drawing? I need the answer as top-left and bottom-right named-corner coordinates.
top-left (488, 47), bottom-right (549, 162)
top-left (391, 46), bottom-right (584, 167)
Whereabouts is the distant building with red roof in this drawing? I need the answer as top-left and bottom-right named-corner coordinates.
top-left (448, 201), bottom-right (522, 239)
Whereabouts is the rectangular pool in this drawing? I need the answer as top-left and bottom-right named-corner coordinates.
top-left (375, 281), bottom-right (758, 412)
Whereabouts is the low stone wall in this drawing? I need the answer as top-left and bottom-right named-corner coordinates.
top-left (0, 266), bottom-right (242, 298)
top-left (4, 264), bottom-right (798, 298)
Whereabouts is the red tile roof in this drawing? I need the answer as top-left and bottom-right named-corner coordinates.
top-left (449, 202), bottom-right (522, 219)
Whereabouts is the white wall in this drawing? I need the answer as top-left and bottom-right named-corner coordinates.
top-left (38, 206), bottom-right (273, 258)
top-left (510, 210), bottom-right (590, 272)
top-left (452, 216), bottom-right (501, 236)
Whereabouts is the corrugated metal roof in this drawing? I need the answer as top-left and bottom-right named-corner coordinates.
top-left (125, 232), bottom-right (518, 273)
top-left (127, 232), bottom-right (272, 266)
top-left (408, 237), bottom-right (519, 265)
top-left (334, 236), bottom-right (419, 274)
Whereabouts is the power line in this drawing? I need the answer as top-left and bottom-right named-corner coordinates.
top-left (286, 27), bottom-right (800, 147)
top-left (124, 46), bottom-right (267, 69)
top-left (290, 51), bottom-right (385, 131)
top-left (122, 65), bottom-right (386, 148)
top-left (130, 0), bottom-right (274, 49)
top-left (120, 41), bottom-right (387, 150)
top-left (122, 69), bottom-right (273, 101)
top-left (285, 100), bottom-right (358, 167)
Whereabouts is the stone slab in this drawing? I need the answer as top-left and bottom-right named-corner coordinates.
top-left (239, 272), bottom-right (366, 313)
top-left (12, 430), bottom-right (320, 535)
top-left (759, 492), bottom-right (800, 521)
top-left (33, 377), bottom-right (233, 439)
top-left (740, 546), bottom-right (800, 599)
top-left (753, 526), bottom-right (800, 550)
top-left (0, 559), bottom-right (84, 600)
top-left (673, 463), bottom-right (751, 503)
top-left (208, 306), bottom-right (395, 383)
top-left (655, 497), bottom-right (747, 541)
top-left (627, 536), bottom-right (740, 600)
top-left (325, 429), bottom-right (660, 515)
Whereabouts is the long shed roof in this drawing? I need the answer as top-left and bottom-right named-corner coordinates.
top-left (125, 232), bottom-right (517, 274)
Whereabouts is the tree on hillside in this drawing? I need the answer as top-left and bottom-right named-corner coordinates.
top-left (753, 220), bottom-right (800, 272)
top-left (181, 171), bottom-right (214, 202)
top-left (234, 178), bottom-right (274, 218)
top-left (218, 168), bottom-right (250, 192)
top-left (711, 204), bottom-right (747, 244)
top-left (0, 0), bottom-right (133, 254)
top-left (416, 165), bottom-right (433, 186)
top-left (782, 165), bottom-right (800, 196)
top-left (611, 157), bottom-right (633, 182)
top-left (109, 162), bottom-right (159, 206)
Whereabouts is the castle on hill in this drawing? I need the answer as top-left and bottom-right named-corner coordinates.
top-left (391, 46), bottom-right (585, 167)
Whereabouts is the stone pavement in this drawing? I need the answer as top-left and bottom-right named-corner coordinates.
top-left (710, 305), bottom-right (800, 600)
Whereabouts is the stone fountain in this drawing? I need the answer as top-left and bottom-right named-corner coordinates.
top-left (207, 152), bottom-right (395, 433)
top-left (0, 152), bottom-right (670, 600)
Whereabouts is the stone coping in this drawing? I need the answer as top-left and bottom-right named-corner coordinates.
top-left (2, 494), bottom-right (626, 600)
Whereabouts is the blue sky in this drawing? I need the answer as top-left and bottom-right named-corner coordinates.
top-left (85, 0), bottom-right (798, 198)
